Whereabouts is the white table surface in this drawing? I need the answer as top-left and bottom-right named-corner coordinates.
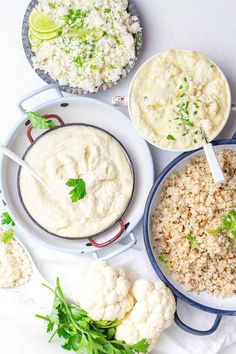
top-left (1, 0), bottom-right (236, 353)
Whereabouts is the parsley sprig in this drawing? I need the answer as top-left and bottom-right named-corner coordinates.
top-left (36, 278), bottom-right (149, 354)
top-left (1, 212), bottom-right (15, 243)
top-left (24, 111), bottom-right (56, 129)
top-left (66, 178), bottom-right (86, 203)
top-left (186, 234), bottom-right (197, 247)
top-left (1, 212), bottom-right (15, 226)
top-left (206, 210), bottom-right (236, 241)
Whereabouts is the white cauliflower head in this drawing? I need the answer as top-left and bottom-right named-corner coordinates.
top-left (115, 279), bottom-right (176, 351)
top-left (72, 261), bottom-right (134, 321)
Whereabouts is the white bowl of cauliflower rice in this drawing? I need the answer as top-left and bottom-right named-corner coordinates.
top-left (22, 0), bottom-right (142, 94)
top-left (143, 140), bottom-right (236, 332)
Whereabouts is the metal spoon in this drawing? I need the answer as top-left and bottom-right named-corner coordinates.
top-left (200, 128), bottom-right (225, 184)
top-left (0, 143), bottom-right (49, 191)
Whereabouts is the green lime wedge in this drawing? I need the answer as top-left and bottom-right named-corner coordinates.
top-left (29, 26), bottom-right (58, 40)
top-left (28, 29), bottom-right (42, 47)
top-left (29, 9), bottom-right (62, 34)
top-left (69, 29), bottom-right (104, 41)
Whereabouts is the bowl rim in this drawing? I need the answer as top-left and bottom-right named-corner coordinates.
top-left (17, 122), bottom-right (135, 240)
top-left (128, 49), bottom-right (232, 153)
top-left (143, 137), bottom-right (236, 316)
top-left (21, 0), bottom-right (143, 95)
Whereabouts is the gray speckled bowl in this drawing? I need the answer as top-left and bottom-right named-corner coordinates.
top-left (22, 0), bottom-right (143, 95)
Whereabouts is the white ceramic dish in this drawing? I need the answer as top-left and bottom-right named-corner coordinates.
top-left (113, 50), bottom-right (235, 153)
top-left (0, 85), bottom-right (154, 259)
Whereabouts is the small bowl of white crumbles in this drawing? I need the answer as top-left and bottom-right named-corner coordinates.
top-left (22, 0), bottom-right (142, 94)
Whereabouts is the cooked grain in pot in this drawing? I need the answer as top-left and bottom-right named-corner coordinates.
top-left (151, 149), bottom-right (236, 298)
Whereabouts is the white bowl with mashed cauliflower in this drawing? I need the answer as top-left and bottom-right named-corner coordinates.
top-left (17, 123), bottom-right (135, 239)
top-left (115, 50), bottom-right (232, 152)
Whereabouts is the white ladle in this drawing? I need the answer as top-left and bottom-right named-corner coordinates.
top-left (200, 128), bottom-right (225, 184)
top-left (0, 143), bottom-right (49, 191)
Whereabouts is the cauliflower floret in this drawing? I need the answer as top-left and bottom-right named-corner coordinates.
top-left (115, 279), bottom-right (176, 351)
top-left (72, 261), bottom-right (134, 321)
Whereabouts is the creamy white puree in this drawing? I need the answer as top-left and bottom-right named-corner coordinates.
top-left (19, 126), bottom-right (134, 238)
top-left (129, 50), bottom-right (230, 151)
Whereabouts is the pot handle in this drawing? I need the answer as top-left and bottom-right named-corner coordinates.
top-left (93, 232), bottom-right (137, 260)
top-left (174, 303), bottom-right (222, 336)
top-left (112, 96), bottom-right (128, 107)
top-left (27, 114), bottom-right (65, 143)
top-left (87, 219), bottom-right (125, 248)
top-left (17, 84), bottom-right (63, 114)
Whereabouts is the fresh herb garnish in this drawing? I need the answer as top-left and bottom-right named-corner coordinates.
top-left (206, 210), bottom-right (236, 241)
top-left (74, 56), bottom-right (84, 67)
top-left (1, 229), bottom-right (14, 243)
top-left (64, 8), bottom-right (86, 29)
top-left (1, 212), bottom-right (15, 227)
top-left (36, 278), bottom-right (149, 353)
top-left (194, 139), bottom-right (197, 144)
top-left (24, 111), bottom-right (56, 129)
top-left (158, 255), bottom-right (169, 266)
top-left (66, 178), bottom-right (86, 203)
top-left (186, 234), bottom-right (197, 247)
top-left (167, 135), bottom-right (176, 141)
top-left (104, 8), bottom-right (111, 13)
top-left (48, 3), bottom-right (56, 9)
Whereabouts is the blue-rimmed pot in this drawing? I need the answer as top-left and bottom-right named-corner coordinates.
top-left (143, 131), bottom-right (236, 336)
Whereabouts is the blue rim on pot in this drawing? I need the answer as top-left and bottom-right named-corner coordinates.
top-left (143, 131), bottom-right (236, 336)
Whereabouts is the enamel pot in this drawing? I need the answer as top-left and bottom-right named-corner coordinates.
top-left (143, 131), bottom-right (236, 335)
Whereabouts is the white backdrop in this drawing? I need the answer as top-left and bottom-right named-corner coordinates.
top-left (0, 1), bottom-right (236, 353)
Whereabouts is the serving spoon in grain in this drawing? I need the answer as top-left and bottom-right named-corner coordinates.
top-left (200, 128), bottom-right (225, 184)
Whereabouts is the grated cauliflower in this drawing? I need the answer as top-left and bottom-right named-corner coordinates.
top-left (72, 261), bottom-right (134, 321)
top-left (31, 0), bottom-right (141, 92)
top-left (115, 279), bottom-right (176, 350)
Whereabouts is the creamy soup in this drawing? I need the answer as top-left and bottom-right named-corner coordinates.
top-left (129, 50), bottom-right (230, 151)
top-left (19, 125), bottom-right (134, 238)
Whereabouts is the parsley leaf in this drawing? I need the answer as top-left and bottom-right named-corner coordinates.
top-left (158, 254), bottom-right (169, 266)
top-left (167, 135), bottom-right (176, 141)
top-left (1, 228), bottom-right (14, 243)
top-left (186, 234), bottom-right (197, 247)
top-left (66, 178), bottom-right (86, 202)
top-left (206, 210), bottom-right (236, 241)
top-left (1, 212), bottom-right (15, 226)
top-left (24, 111), bottom-right (56, 129)
top-left (36, 278), bottom-right (149, 354)
top-left (48, 3), bottom-right (56, 9)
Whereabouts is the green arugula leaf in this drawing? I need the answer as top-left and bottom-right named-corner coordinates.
top-left (1, 212), bottom-right (15, 226)
top-left (1, 228), bottom-right (14, 243)
top-left (66, 178), bottom-right (86, 203)
top-left (24, 110), bottom-right (56, 129)
top-left (186, 234), bottom-right (197, 247)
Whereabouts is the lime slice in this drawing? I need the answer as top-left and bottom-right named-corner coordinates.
top-left (91, 29), bottom-right (104, 41)
top-left (69, 29), bottom-right (104, 41)
top-left (28, 29), bottom-right (42, 47)
top-left (29, 26), bottom-right (58, 40)
top-left (29, 9), bottom-right (62, 34)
